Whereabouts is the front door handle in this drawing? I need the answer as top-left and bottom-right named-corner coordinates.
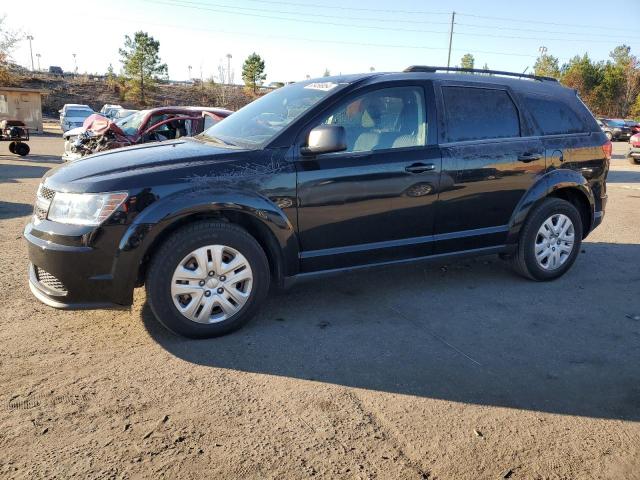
top-left (405, 162), bottom-right (435, 174)
top-left (517, 153), bottom-right (543, 163)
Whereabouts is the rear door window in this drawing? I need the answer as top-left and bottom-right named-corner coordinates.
top-left (522, 94), bottom-right (587, 135)
top-left (442, 86), bottom-right (520, 142)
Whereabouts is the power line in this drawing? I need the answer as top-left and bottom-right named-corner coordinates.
top-left (176, 0), bottom-right (640, 33)
top-left (159, 0), bottom-right (452, 25)
top-left (214, 0), bottom-right (450, 15)
top-left (457, 22), bottom-right (640, 40)
top-left (108, 13), bottom-right (538, 58)
top-left (456, 12), bottom-right (640, 33)
top-left (146, 0), bottom-right (451, 35)
top-left (147, 0), bottom-right (637, 44)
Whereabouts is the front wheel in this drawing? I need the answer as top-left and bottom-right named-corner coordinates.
top-left (146, 221), bottom-right (270, 338)
top-left (510, 198), bottom-right (583, 281)
top-left (605, 131), bottom-right (613, 141)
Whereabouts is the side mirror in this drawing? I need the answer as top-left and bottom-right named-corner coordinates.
top-left (301, 125), bottom-right (347, 156)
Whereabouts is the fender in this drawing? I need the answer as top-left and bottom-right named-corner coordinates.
top-left (111, 186), bottom-right (300, 303)
top-left (506, 168), bottom-right (595, 246)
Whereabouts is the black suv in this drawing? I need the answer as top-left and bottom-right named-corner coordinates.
top-left (25, 66), bottom-right (610, 338)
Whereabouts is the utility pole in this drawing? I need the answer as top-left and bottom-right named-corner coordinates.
top-left (188, 65), bottom-right (192, 80)
top-left (72, 53), bottom-right (77, 76)
top-left (226, 53), bottom-right (232, 84)
top-left (446, 11), bottom-right (455, 68)
top-left (36, 53), bottom-right (41, 71)
top-left (26, 35), bottom-right (34, 71)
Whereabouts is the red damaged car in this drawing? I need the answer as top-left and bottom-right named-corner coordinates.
top-left (62, 106), bottom-right (232, 161)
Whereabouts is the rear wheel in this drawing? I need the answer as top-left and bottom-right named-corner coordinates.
top-left (8, 141), bottom-right (16, 154)
top-left (510, 198), bottom-right (583, 281)
top-left (146, 221), bottom-right (270, 338)
top-left (14, 142), bottom-right (30, 156)
top-left (605, 131), bottom-right (613, 141)
top-left (629, 156), bottom-right (639, 165)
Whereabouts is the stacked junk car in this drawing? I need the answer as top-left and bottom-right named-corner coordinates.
top-left (62, 106), bottom-right (232, 161)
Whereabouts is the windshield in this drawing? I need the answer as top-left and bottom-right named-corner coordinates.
top-left (115, 109), bottom-right (148, 135)
top-left (199, 81), bottom-right (349, 148)
top-left (66, 109), bottom-right (93, 118)
top-left (604, 119), bottom-right (626, 127)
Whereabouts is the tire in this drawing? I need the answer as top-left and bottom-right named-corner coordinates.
top-left (510, 198), bottom-right (583, 281)
top-left (605, 131), bottom-right (613, 141)
top-left (629, 156), bottom-right (639, 165)
top-left (146, 221), bottom-right (270, 338)
top-left (15, 143), bottom-right (30, 156)
top-left (8, 141), bottom-right (16, 154)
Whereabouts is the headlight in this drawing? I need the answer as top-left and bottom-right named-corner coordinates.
top-left (47, 192), bottom-right (128, 225)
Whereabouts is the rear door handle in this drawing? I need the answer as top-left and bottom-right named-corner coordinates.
top-left (405, 162), bottom-right (435, 174)
top-left (517, 153), bottom-right (543, 163)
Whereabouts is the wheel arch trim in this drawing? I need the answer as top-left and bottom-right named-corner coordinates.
top-left (111, 189), bottom-right (300, 302)
top-left (506, 169), bottom-right (595, 245)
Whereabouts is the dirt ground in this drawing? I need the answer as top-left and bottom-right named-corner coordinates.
top-left (0, 133), bottom-right (639, 480)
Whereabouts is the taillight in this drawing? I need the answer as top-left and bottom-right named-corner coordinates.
top-left (602, 140), bottom-right (612, 160)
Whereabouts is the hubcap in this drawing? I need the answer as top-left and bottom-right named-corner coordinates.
top-left (534, 214), bottom-right (575, 271)
top-left (170, 245), bottom-right (253, 324)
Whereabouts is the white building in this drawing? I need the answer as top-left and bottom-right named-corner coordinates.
top-left (0, 87), bottom-right (45, 133)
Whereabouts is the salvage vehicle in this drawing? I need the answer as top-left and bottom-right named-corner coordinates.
top-left (61, 106), bottom-right (232, 161)
top-left (628, 133), bottom-right (640, 165)
top-left (59, 104), bottom-right (95, 133)
top-left (25, 67), bottom-right (610, 338)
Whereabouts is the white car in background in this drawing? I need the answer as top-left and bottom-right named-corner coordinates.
top-left (59, 104), bottom-right (94, 132)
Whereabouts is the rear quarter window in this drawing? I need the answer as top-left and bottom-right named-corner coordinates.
top-left (522, 94), bottom-right (591, 135)
top-left (442, 86), bottom-right (520, 142)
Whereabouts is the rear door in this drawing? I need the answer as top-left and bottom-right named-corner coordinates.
top-left (434, 84), bottom-right (546, 253)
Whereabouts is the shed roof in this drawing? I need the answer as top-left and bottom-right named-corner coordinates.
top-left (0, 86), bottom-right (46, 94)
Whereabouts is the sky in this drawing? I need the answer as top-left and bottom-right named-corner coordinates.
top-left (3, 0), bottom-right (639, 84)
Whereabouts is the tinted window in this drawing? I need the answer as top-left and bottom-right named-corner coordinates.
top-left (66, 109), bottom-right (93, 118)
top-left (318, 86), bottom-right (426, 152)
top-left (443, 87), bottom-right (519, 142)
top-left (523, 94), bottom-right (587, 135)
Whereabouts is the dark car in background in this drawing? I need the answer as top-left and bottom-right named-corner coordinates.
top-left (62, 106), bottom-right (232, 161)
top-left (25, 66), bottom-right (610, 338)
top-left (624, 119), bottom-right (640, 135)
top-left (597, 118), bottom-right (632, 141)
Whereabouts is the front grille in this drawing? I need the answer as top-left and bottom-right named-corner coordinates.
top-left (38, 185), bottom-right (56, 201)
top-left (34, 184), bottom-right (55, 220)
top-left (34, 266), bottom-right (68, 294)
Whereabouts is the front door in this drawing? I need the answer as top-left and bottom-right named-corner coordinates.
top-left (294, 84), bottom-right (441, 273)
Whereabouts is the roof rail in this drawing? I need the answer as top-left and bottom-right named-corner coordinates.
top-left (403, 65), bottom-right (559, 82)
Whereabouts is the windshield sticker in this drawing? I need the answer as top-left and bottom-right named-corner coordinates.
top-left (304, 82), bottom-right (339, 91)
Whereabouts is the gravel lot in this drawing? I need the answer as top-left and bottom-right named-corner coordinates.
top-left (0, 133), bottom-right (639, 479)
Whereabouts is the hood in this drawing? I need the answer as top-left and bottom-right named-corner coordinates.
top-left (83, 113), bottom-right (128, 137)
top-left (42, 138), bottom-right (251, 192)
top-left (62, 114), bottom-right (128, 139)
top-left (62, 126), bottom-right (86, 139)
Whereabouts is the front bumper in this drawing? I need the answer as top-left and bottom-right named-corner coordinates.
top-left (24, 219), bottom-right (132, 309)
top-left (628, 147), bottom-right (640, 159)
